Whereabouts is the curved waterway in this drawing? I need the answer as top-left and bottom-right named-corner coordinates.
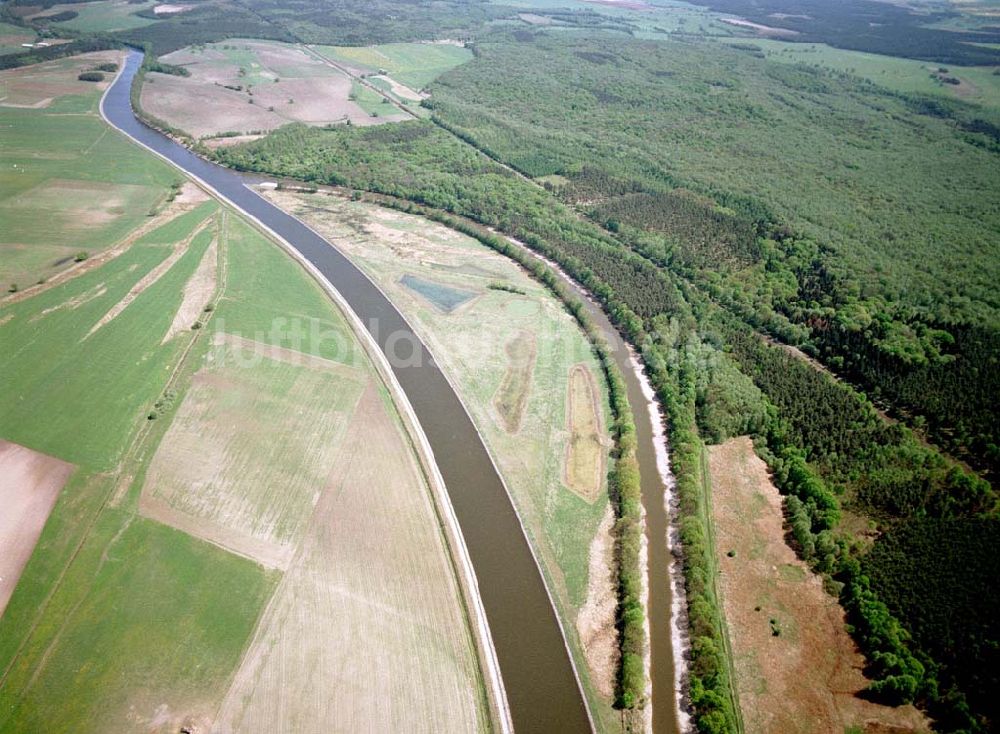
top-left (506, 247), bottom-right (686, 734)
top-left (104, 50), bottom-right (590, 733)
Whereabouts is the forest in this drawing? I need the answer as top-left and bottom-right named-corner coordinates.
top-left (696, 0), bottom-right (1000, 66)
top-left (424, 32), bottom-right (1000, 479)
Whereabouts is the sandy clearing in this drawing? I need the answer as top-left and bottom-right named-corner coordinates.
top-left (721, 18), bottom-right (800, 37)
top-left (171, 181), bottom-right (209, 206)
top-left (708, 437), bottom-right (929, 734)
top-left (85, 217), bottom-right (213, 339)
top-left (31, 282), bottom-right (107, 322)
top-left (162, 235), bottom-right (217, 342)
top-left (576, 506), bottom-right (617, 699)
top-left (371, 73), bottom-right (424, 101)
top-left (201, 134), bottom-right (265, 149)
top-left (211, 382), bottom-right (486, 733)
top-left (0, 441), bottom-right (75, 617)
top-left (564, 363), bottom-right (608, 503)
top-left (152, 3), bottom-right (192, 14)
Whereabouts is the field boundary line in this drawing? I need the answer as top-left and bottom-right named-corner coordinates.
top-left (99, 61), bottom-right (513, 734)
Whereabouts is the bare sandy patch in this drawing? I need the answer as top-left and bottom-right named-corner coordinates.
top-left (171, 181), bottom-right (209, 206)
top-left (85, 217), bottom-right (214, 339)
top-left (0, 441), bottom-right (74, 617)
top-left (721, 17), bottom-right (799, 37)
top-left (211, 382), bottom-right (486, 734)
top-left (202, 133), bottom-right (265, 149)
top-left (492, 330), bottom-right (536, 433)
top-left (31, 282), bottom-right (107, 321)
top-left (152, 3), bottom-right (192, 14)
top-left (708, 437), bottom-right (929, 734)
top-left (162, 236), bottom-right (217, 342)
top-left (564, 363), bottom-right (608, 503)
top-left (576, 506), bottom-right (617, 699)
top-left (371, 73), bottom-right (425, 101)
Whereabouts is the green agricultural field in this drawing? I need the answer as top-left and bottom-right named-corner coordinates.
top-left (349, 77), bottom-right (390, 115)
top-left (317, 41), bottom-right (472, 89)
top-left (0, 53), bottom-right (179, 291)
top-left (723, 38), bottom-right (1000, 110)
top-left (0, 22), bottom-right (37, 55)
top-left (0, 54), bottom-right (489, 733)
top-left (0, 204), bottom-right (217, 468)
top-left (33, 0), bottom-right (158, 33)
top-left (263, 189), bottom-right (618, 729)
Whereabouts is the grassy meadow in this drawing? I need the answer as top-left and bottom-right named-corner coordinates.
top-left (316, 41), bottom-right (472, 90)
top-left (721, 38), bottom-right (1000, 111)
top-left (0, 22), bottom-right (37, 55)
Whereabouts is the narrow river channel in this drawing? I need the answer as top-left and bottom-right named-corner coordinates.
top-left (103, 49), bottom-right (682, 734)
top-left (506, 247), bottom-right (685, 734)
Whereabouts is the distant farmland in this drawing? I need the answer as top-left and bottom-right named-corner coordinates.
top-left (141, 39), bottom-right (408, 141)
top-left (314, 41), bottom-right (472, 90)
